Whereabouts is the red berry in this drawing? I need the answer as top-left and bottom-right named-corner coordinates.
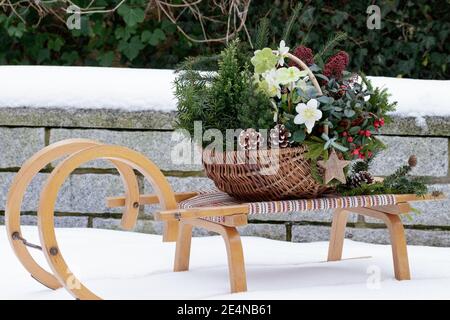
top-left (347, 137), bottom-right (353, 143)
top-left (379, 118), bottom-right (385, 126)
top-left (342, 131), bottom-right (348, 137)
top-left (368, 151), bottom-right (373, 158)
top-left (359, 130), bottom-right (364, 135)
top-left (352, 149), bottom-right (359, 155)
top-left (374, 121), bottom-right (380, 128)
top-left (365, 130), bottom-right (371, 137)
top-left (358, 153), bottom-right (365, 159)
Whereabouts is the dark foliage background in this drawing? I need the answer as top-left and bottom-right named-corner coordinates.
top-left (1, 0), bottom-right (448, 79)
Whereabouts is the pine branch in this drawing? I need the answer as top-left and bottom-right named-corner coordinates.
top-left (282, 2), bottom-right (303, 46)
top-left (254, 17), bottom-right (270, 50)
top-left (383, 165), bottom-right (412, 188)
top-left (310, 159), bottom-right (324, 184)
top-left (351, 160), bottom-right (369, 174)
top-left (314, 31), bottom-right (347, 61)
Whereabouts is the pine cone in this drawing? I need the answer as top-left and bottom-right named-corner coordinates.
top-left (238, 128), bottom-right (264, 150)
top-left (346, 171), bottom-right (374, 188)
top-left (269, 124), bottom-right (291, 148)
top-left (408, 155), bottom-right (417, 168)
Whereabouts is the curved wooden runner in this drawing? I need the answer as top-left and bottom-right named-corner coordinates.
top-left (37, 145), bottom-right (178, 300)
top-left (5, 139), bottom-right (140, 290)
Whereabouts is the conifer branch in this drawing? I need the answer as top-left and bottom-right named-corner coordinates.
top-left (314, 32), bottom-right (347, 61)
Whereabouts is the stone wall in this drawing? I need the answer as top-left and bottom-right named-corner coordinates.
top-left (0, 107), bottom-right (449, 246)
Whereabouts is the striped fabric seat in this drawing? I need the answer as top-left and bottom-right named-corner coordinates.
top-left (178, 190), bottom-right (398, 223)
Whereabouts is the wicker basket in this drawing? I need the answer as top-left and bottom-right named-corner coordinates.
top-left (203, 146), bottom-right (332, 201)
top-left (202, 52), bottom-right (330, 201)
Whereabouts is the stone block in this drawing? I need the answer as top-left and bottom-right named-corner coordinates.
top-left (143, 176), bottom-right (215, 215)
top-left (0, 127), bottom-right (45, 167)
top-left (363, 184), bottom-right (450, 226)
top-left (370, 136), bottom-right (448, 177)
top-left (0, 107), bottom-right (176, 130)
top-left (238, 223), bottom-right (286, 241)
top-left (13, 215), bottom-right (88, 228)
top-left (50, 128), bottom-right (202, 171)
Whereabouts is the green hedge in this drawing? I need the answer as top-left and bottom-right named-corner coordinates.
top-left (1, 0), bottom-right (448, 79)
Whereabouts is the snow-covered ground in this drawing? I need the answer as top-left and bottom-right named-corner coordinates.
top-left (0, 66), bottom-right (449, 118)
top-left (1, 226), bottom-right (449, 300)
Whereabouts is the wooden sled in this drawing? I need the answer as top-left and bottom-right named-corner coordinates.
top-left (5, 139), bottom-right (444, 300)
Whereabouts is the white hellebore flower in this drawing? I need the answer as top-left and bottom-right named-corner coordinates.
top-left (262, 69), bottom-right (281, 98)
top-left (294, 99), bottom-right (322, 134)
top-left (276, 66), bottom-right (302, 85)
top-left (263, 69), bottom-right (278, 85)
top-left (296, 79), bottom-right (308, 92)
top-left (277, 40), bottom-right (289, 66)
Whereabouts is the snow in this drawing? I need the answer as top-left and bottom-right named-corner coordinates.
top-left (0, 66), bottom-right (177, 111)
top-left (0, 66), bottom-right (449, 118)
top-left (367, 76), bottom-right (450, 118)
top-left (1, 226), bottom-right (450, 300)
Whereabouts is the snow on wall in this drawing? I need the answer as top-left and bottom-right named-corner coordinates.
top-left (368, 76), bottom-right (450, 118)
top-left (0, 65), bottom-right (449, 117)
top-left (0, 66), bottom-right (177, 112)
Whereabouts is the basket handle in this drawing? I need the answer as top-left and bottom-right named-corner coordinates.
top-left (283, 52), bottom-right (323, 96)
top-left (280, 51), bottom-right (327, 134)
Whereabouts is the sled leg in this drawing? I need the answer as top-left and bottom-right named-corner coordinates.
top-left (385, 214), bottom-right (411, 280)
top-left (327, 209), bottom-right (349, 262)
top-left (174, 221), bottom-right (193, 272)
top-left (347, 207), bottom-right (411, 280)
top-left (177, 218), bottom-right (247, 293)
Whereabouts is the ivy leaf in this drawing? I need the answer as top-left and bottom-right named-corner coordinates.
top-left (115, 27), bottom-right (134, 40)
top-left (161, 19), bottom-right (176, 33)
top-left (141, 29), bottom-right (166, 46)
top-left (151, 29), bottom-right (166, 46)
top-left (97, 51), bottom-right (115, 66)
top-left (61, 51), bottom-right (79, 64)
top-left (48, 38), bottom-right (64, 52)
top-left (118, 36), bottom-right (144, 61)
top-left (37, 49), bottom-right (50, 64)
top-left (141, 30), bottom-right (152, 43)
top-left (331, 11), bottom-right (349, 27)
top-left (118, 4), bottom-right (145, 27)
top-left (7, 23), bottom-right (26, 38)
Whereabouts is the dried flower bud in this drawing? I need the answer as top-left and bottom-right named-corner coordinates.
top-left (408, 155), bottom-right (417, 168)
top-left (290, 45), bottom-right (314, 66)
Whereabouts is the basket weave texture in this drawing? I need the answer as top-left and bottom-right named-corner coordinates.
top-left (203, 146), bottom-right (332, 201)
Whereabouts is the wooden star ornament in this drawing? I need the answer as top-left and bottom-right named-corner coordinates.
top-left (317, 149), bottom-right (351, 184)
